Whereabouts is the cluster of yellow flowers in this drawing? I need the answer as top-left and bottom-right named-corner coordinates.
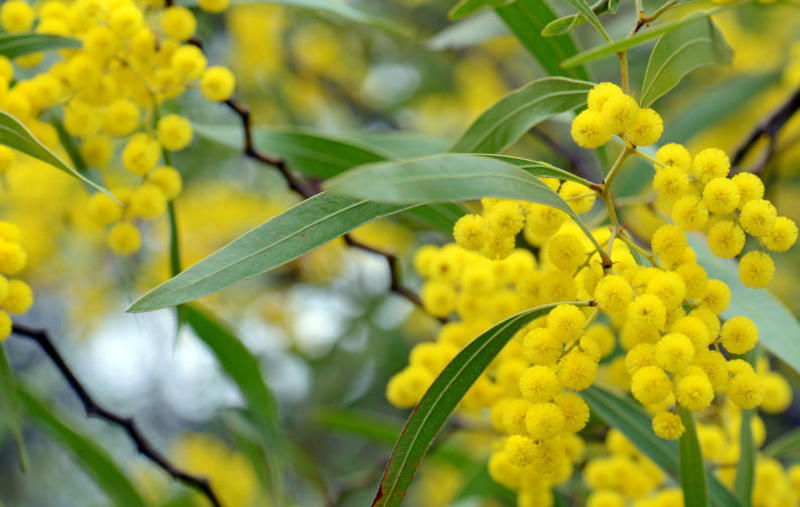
top-left (0, 0), bottom-right (237, 256)
top-left (387, 81), bottom-right (798, 505)
top-left (0, 221), bottom-right (34, 340)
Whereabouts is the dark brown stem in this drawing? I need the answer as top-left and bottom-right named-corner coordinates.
top-left (732, 86), bottom-right (800, 174)
top-left (11, 324), bottom-right (222, 507)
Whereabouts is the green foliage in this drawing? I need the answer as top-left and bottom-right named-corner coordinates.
top-left (374, 303), bottom-right (588, 507)
top-left (0, 345), bottom-right (27, 471)
top-left (678, 407), bottom-right (709, 507)
top-left (0, 32), bottom-right (80, 59)
top-left (18, 386), bottom-right (147, 507)
top-left (540, 0), bottom-right (610, 36)
top-left (640, 17), bottom-right (732, 107)
top-left (561, 0), bottom-right (611, 40)
top-left (0, 111), bottom-right (113, 198)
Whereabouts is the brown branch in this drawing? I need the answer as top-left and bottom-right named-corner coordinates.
top-left (219, 93), bottom-right (446, 322)
top-left (732, 86), bottom-right (800, 174)
top-left (11, 324), bottom-right (222, 507)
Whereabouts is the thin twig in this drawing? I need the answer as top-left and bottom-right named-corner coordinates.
top-left (530, 127), bottom-right (597, 182)
top-left (11, 324), bottom-right (222, 507)
top-left (732, 86), bottom-right (800, 173)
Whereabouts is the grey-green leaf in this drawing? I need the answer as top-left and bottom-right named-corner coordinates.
top-left (640, 17), bottom-right (732, 107)
top-left (561, 8), bottom-right (732, 68)
top-left (449, 0), bottom-right (513, 19)
top-left (494, 0), bottom-right (591, 81)
top-left (561, 0), bottom-right (610, 40)
top-left (689, 236), bottom-right (800, 375)
top-left (679, 407), bottom-right (709, 507)
top-left (580, 386), bottom-right (741, 507)
top-left (763, 427), bottom-right (800, 458)
top-left (428, 10), bottom-right (509, 51)
top-left (18, 386), bottom-right (146, 507)
top-left (323, 153), bottom-right (604, 253)
top-left (0, 345), bottom-right (27, 471)
top-left (0, 32), bottom-right (81, 59)
top-left (128, 194), bottom-right (413, 312)
top-left (450, 77), bottom-right (594, 154)
top-left (374, 302), bottom-right (589, 507)
top-left (0, 112), bottom-right (113, 198)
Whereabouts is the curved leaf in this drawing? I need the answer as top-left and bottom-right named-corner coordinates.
top-left (449, 0), bottom-right (512, 19)
top-left (18, 386), bottom-right (146, 507)
top-left (129, 194), bottom-right (413, 312)
top-left (679, 407), bottom-right (709, 507)
top-left (450, 77), bottom-right (594, 154)
top-left (580, 386), bottom-right (741, 507)
top-left (0, 32), bottom-right (80, 58)
top-left (561, 8), bottom-right (733, 68)
top-left (688, 236), bottom-right (800, 375)
top-left (640, 17), bottom-right (732, 107)
top-left (562, 0), bottom-right (610, 40)
top-left (494, 0), bottom-right (591, 81)
top-left (0, 112), bottom-right (112, 198)
top-left (763, 427), bottom-right (800, 458)
top-left (323, 154), bottom-right (605, 253)
top-left (0, 345), bottom-right (27, 470)
top-left (735, 408), bottom-right (755, 505)
top-left (374, 302), bottom-right (590, 507)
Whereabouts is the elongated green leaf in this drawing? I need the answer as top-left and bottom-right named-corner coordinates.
top-left (129, 194), bottom-right (413, 312)
top-left (561, 9), bottom-right (730, 68)
top-left (323, 154), bottom-right (604, 253)
top-left (689, 236), bottom-right (800, 375)
top-left (450, 77), bottom-right (594, 154)
top-left (679, 407), bottom-right (709, 507)
top-left (347, 131), bottom-right (449, 159)
top-left (182, 0), bottom-right (409, 35)
top-left (735, 408), bottom-right (755, 505)
top-left (374, 302), bottom-right (589, 507)
top-left (0, 345), bottom-right (27, 470)
top-left (18, 386), bottom-right (146, 507)
top-left (185, 305), bottom-right (281, 447)
top-left (455, 462), bottom-right (515, 504)
top-left (0, 32), bottom-right (81, 59)
top-left (562, 0), bottom-right (610, 40)
top-left (494, 0), bottom-right (591, 81)
top-left (194, 124), bottom-right (387, 179)
top-left (428, 10), bottom-right (509, 51)
top-left (0, 112), bottom-right (113, 198)
top-left (763, 427), bottom-right (800, 458)
top-left (317, 408), bottom-right (470, 466)
top-left (404, 203), bottom-right (465, 233)
top-left (581, 386), bottom-right (741, 507)
top-left (541, 0), bottom-right (610, 36)
top-left (640, 17), bottom-right (732, 107)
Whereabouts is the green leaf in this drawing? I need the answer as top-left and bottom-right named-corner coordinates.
top-left (316, 407), bottom-right (470, 466)
top-left (181, 0), bottom-right (409, 35)
top-left (561, 8), bottom-right (732, 68)
top-left (346, 131), bottom-right (449, 159)
top-left (580, 386), bottom-right (741, 507)
top-left (494, 0), bottom-right (591, 81)
top-left (763, 427), bottom-right (800, 458)
top-left (455, 462), bottom-right (516, 504)
top-left (540, 0), bottom-right (609, 36)
top-left (374, 302), bottom-right (589, 507)
top-left (450, 77), bottom-right (594, 154)
top-left (404, 203), bottom-right (465, 233)
top-left (689, 236), bottom-right (800, 375)
top-left (0, 345), bottom-right (27, 471)
top-left (428, 10), bottom-right (509, 51)
top-left (608, 0), bottom-right (619, 14)
top-left (129, 194), bottom-right (413, 312)
top-left (194, 124), bottom-right (388, 179)
top-left (640, 17), bottom-right (732, 107)
top-left (18, 386), bottom-right (146, 507)
top-left (735, 408), bottom-right (755, 505)
top-left (449, 0), bottom-right (512, 19)
top-left (679, 407), bottom-right (709, 507)
top-left (0, 32), bottom-right (81, 59)
top-left (0, 111), bottom-right (113, 198)
top-left (561, 0), bottom-right (610, 40)
top-left (184, 305), bottom-right (282, 448)
top-left (323, 154), bottom-right (605, 253)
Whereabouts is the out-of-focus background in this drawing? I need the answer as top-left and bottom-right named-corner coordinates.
top-left (1, 0), bottom-right (800, 506)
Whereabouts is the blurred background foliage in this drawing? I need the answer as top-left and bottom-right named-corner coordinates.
top-left (2, 0), bottom-right (800, 506)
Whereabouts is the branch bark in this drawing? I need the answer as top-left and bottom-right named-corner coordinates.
top-left (11, 324), bottom-right (222, 507)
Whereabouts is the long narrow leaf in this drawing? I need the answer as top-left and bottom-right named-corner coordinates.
top-left (541, 0), bottom-right (609, 36)
top-left (18, 386), bottom-right (146, 507)
top-left (450, 77), bottom-right (594, 154)
top-left (129, 194), bottom-right (413, 312)
top-left (0, 112), bottom-right (113, 198)
top-left (679, 407), bottom-right (709, 507)
top-left (580, 386), bottom-right (741, 507)
top-left (373, 302), bottom-right (590, 507)
top-left (0, 345), bottom-right (27, 470)
top-left (494, 0), bottom-right (591, 81)
top-left (689, 236), bottom-right (800, 375)
top-left (640, 17), bottom-right (732, 107)
top-left (561, 0), bottom-right (610, 40)
top-left (0, 32), bottom-right (80, 58)
top-left (763, 427), bottom-right (800, 458)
